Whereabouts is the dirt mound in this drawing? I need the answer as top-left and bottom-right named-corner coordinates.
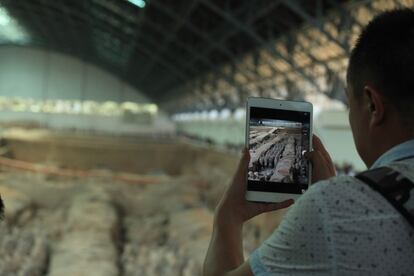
top-left (0, 135), bottom-right (289, 275)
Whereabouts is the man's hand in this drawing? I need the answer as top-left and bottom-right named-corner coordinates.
top-left (305, 135), bottom-right (336, 183)
top-left (204, 149), bottom-right (294, 276)
top-left (216, 148), bottom-right (294, 224)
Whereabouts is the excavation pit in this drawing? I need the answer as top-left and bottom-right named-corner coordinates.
top-left (0, 128), bottom-right (288, 276)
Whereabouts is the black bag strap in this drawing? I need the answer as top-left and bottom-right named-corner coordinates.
top-left (356, 167), bottom-right (414, 228)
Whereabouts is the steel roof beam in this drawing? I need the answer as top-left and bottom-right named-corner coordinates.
top-left (271, 15), bottom-right (339, 82)
top-left (150, 0), bottom-right (302, 107)
top-left (135, 43), bottom-right (191, 82)
top-left (171, 0), bottom-right (362, 111)
top-left (140, 20), bottom-right (238, 78)
top-left (327, 0), bottom-right (364, 29)
top-left (15, 1), bottom-right (63, 49)
top-left (128, 24), bottom-right (245, 97)
top-left (136, 0), bottom-right (199, 83)
top-left (52, 0), bottom-right (248, 96)
top-left (181, 0), bottom-right (284, 63)
top-left (179, 0), bottom-right (286, 79)
top-left (199, 0), bottom-right (322, 92)
top-left (31, 1), bottom-right (176, 82)
top-left (149, 0), bottom-right (258, 80)
top-left (28, 0), bottom-right (262, 97)
top-left (283, 0), bottom-right (350, 54)
top-left (85, 22), bottom-right (191, 83)
top-left (58, 1), bottom-right (87, 57)
top-left (144, 2), bottom-right (262, 100)
top-left (8, 1), bottom-right (49, 47)
top-left (123, 0), bottom-right (149, 70)
top-left (39, 0), bottom-right (69, 50)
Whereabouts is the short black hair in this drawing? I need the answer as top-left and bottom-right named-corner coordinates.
top-left (347, 9), bottom-right (414, 116)
top-left (0, 194), bottom-right (4, 220)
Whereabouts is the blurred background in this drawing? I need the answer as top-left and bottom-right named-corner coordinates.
top-left (0, 0), bottom-right (409, 275)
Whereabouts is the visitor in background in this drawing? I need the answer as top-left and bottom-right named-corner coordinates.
top-left (0, 195), bottom-right (4, 220)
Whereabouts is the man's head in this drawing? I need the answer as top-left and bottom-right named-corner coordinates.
top-left (0, 194), bottom-right (4, 220)
top-left (346, 9), bottom-right (414, 167)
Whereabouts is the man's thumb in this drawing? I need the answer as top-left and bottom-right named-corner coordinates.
top-left (263, 199), bottom-right (295, 212)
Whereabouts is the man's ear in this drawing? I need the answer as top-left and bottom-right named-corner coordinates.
top-left (363, 85), bottom-right (385, 127)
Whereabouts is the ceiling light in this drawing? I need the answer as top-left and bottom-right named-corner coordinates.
top-left (0, 8), bottom-right (11, 26)
top-left (127, 0), bottom-right (146, 8)
top-left (0, 6), bottom-right (29, 43)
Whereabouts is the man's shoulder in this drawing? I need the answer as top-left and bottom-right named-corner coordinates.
top-left (289, 176), bottom-right (362, 217)
top-left (301, 174), bottom-right (400, 219)
top-left (387, 160), bottom-right (414, 181)
top-left (307, 160), bottom-right (414, 197)
top-left (306, 175), bottom-right (361, 197)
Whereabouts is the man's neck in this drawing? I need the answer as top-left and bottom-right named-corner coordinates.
top-left (367, 129), bottom-right (414, 167)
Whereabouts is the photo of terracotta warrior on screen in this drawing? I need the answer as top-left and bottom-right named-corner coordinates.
top-left (248, 118), bottom-right (309, 184)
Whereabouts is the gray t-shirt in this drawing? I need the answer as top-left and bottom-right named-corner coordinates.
top-left (250, 145), bottom-right (414, 275)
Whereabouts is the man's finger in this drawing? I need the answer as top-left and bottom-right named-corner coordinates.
top-left (273, 199), bottom-right (295, 210)
top-left (234, 148), bottom-right (250, 182)
top-left (312, 135), bottom-right (335, 175)
top-left (313, 135), bottom-right (333, 163)
top-left (304, 150), bottom-right (325, 167)
top-left (259, 199), bottom-right (295, 213)
top-left (304, 150), bottom-right (333, 182)
top-left (241, 148), bottom-right (250, 168)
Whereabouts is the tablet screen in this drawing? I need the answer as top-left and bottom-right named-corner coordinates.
top-left (247, 106), bottom-right (310, 194)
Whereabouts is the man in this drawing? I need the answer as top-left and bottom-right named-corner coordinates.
top-left (204, 9), bottom-right (414, 276)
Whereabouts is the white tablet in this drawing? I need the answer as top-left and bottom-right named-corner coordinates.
top-left (245, 97), bottom-right (313, 203)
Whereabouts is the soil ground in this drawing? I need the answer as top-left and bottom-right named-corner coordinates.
top-left (0, 128), bottom-right (289, 276)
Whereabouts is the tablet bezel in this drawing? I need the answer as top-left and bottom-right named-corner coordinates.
top-left (245, 97), bottom-right (313, 203)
